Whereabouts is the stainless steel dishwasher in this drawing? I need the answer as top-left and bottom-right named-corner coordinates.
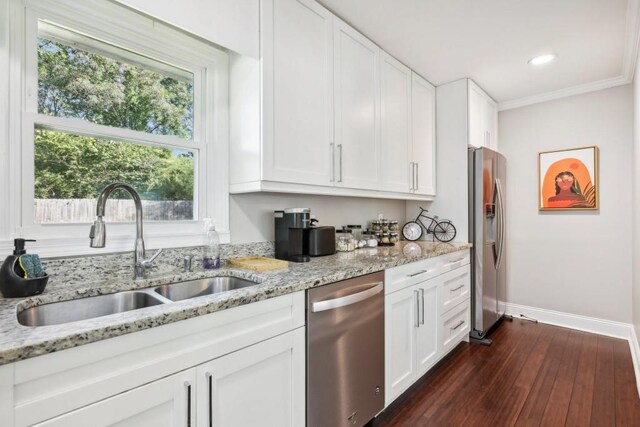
top-left (307, 271), bottom-right (384, 427)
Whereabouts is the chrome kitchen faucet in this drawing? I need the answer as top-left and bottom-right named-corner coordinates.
top-left (89, 183), bottom-right (162, 280)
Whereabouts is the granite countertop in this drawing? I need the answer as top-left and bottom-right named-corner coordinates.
top-left (0, 241), bottom-right (471, 365)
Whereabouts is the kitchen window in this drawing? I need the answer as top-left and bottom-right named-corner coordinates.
top-left (3, 0), bottom-right (230, 255)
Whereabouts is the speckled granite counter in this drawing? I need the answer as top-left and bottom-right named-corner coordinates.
top-left (0, 241), bottom-right (471, 365)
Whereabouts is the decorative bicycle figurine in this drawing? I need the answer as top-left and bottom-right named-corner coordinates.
top-left (402, 207), bottom-right (457, 242)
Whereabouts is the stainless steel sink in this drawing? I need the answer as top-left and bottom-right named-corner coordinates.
top-left (154, 276), bottom-right (259, 302)
top-left (17, 291), bottom-right (166, 327)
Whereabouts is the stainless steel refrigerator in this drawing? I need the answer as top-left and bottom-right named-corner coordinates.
top-left (468, 147), bottom-right (507, 344)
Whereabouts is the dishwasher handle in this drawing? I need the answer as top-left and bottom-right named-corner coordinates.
top-left (312, 282), bottom-right (383, 313)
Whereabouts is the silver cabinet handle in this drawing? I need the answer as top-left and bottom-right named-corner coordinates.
top-left (312, 282), bottom-right (383, 312)
top-left (409, 162), bottom-right (414, 191)
top-left (184, 381), bottom-right (192, 427)
top-left (450, 285), bottom-right (465, 292)
top-left (408, 269), bottom-right (428, 278)
top-left (338, 144), bottom-right (343, 182)
top-left (206, 372), bottom-right (213, 427)
top-left (419, 288), bottom-right (425, 325)
top-left (447, 258), bottom-right (465, 265)
top-left (414, 289), bottom-right (420, 328)
top-left (415, 163), bottom-right (419, 190)
top-left (452, 320), bottom-right (465, 330)
top-left (330, 143), bottom-right (335, 182)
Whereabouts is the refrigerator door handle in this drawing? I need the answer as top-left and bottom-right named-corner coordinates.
top-left (495, 178), bottom-right (505, 270)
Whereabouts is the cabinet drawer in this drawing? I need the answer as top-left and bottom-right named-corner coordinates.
top-left (439, 250), bottom-right (470, 275)
top-left (439, 299), bottom-right (470, 354)
top-left (385, 258), bottom-right (440, 294)
top-left (439, 265), bottom-right (470, 314)
top-left (385, 249), bottom-right (469, 295)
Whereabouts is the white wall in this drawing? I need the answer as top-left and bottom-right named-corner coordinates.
top-left (633, 56), bottom-right (640, 337)
top-left (406, 79), bottom-right (469, 242)
top-left (230, 193), bottom-right (406, 243)
top-left (499, 85), bottom-right (633, 323)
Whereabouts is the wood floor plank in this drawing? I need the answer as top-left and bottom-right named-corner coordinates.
top-left (452, 320), bottom-right (544, 426)
top-left (487, 323), bottom-right (558, 426)
top-left (538, 330), bottom-right (584, 426)
top-left (373, 321), bottom-right (640, 427)
top-left (613, 339), bottom-right (640, 427)
top-left (590, 336), bottom-right (617, 427)
top-left (421, 320), bottom-right (527, 425)
top-left (565, 332), bottom-right (598, 427)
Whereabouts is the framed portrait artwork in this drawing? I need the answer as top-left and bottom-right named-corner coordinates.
top-left (538, 146), bottom-right (599, 210)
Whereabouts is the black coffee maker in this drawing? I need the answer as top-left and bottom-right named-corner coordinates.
top-left (275, 208), bottom-right (312, 262)
top-left (274, 208), bottom-right (335, 262)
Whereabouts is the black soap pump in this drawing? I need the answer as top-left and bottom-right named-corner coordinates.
top-left (0, 239), bottom-right (49, 298)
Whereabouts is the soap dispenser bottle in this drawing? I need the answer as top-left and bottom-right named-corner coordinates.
top-left (0, 239), bottom-right (49, 298)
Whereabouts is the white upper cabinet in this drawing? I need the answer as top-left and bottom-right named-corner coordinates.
top-left (379, 52), bottom-right (412, 193)
top-left (262, 0), bottom-right (334, 186)
top-left (468, 80), bottom-right (498, 150)
top-left (333, 18), bottom-right (381, 190)
top-left (229, 0), bottom-right (436, 200)
top-left (411, 73), bottom-right (437, 196)
top-left (115, 0), bottom-right (259, 58)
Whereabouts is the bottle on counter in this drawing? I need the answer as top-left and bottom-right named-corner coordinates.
top-left (203, 218), bottom-right (221, 269)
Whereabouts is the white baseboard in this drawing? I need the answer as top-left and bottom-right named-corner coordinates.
top-left (630, 328), bottom-right (640, 398)
top-left (505, 303), bottom-right (632, 339)
top-left (505, 302), bottom-right (640, 397)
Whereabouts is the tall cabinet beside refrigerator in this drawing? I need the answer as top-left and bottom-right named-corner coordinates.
top-left (468, 147), bottom-right (506, 343)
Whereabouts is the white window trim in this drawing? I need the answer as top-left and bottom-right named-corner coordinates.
top-left (0, 0), bottom-right (230, 257)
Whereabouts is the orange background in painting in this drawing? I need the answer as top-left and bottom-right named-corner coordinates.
top-left (541, 158), bottom-right (593, 207)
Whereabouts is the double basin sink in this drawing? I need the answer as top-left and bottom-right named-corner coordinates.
top-left (17, 276), bottom-right (259, 327)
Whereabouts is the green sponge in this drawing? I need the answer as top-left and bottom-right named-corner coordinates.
top-left (18, 254), bottom-right (45, 279)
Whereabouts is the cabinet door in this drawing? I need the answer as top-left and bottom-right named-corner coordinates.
top-left (416, 282), bottom-right (439, 376)
top-left (411, 73), bottom-right (436, 196)
top-left (196, 328), bottom-right (305, 427)
top-left (263, 0), bottom-right (334, 185)
top-left (385, 285), bottom-right (419, 406)
top-left (484, 98), bottom-right (498, 150)
top-left (468, 81), bottom-right (485, 149)
top-left (380, 52), bottom-right (411, 193)
top-left (333, 18), bottom-right (380, 190)
top-left (33, 369), bottom-right (196, 427)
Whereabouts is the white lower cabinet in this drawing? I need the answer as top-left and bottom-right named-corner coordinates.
top-left (7, 292), bottom-right (305, 427)
top-left (384, 251), bottom-right (470, 407)
top-left (197, 328), bottom-right (305, 427)
top-left (33, 369), bottom-right (196, 427)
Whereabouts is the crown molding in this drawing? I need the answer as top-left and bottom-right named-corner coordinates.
top-left (498, 75), bottom-right (631, 111)
top-left (499, 0), bottom-right (640, 112)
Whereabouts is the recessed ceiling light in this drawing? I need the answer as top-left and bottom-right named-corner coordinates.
top-left (528, 54), bottom-right (557, 66)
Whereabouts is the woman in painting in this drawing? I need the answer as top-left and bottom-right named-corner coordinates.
top-left (547, 171), bottom-right (587, 208)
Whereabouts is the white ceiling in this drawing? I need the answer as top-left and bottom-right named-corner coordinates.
top-left (318, 0), bottom-right (637, 110)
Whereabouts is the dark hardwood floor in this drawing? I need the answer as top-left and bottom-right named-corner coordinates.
top-left (372, 319), bottom-right (640, 427)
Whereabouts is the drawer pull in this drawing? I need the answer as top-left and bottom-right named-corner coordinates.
top-left (451, 320), bottom-right (465, 330)
top-left (447, 258), bottom-right (465, 265)
top-left (449, 285), bottom-right (465, 292)
top-left (408, 269), bottom-right (428, 278)
top-left (414, 290), bottom-right (420, 328)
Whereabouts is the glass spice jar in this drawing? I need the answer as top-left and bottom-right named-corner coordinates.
top-left (389, 232), bottom-right (399, 244)
top-left (380, 232), bottom-right (391, 244)
top-left (379, 219), bottom-right (390, 232)
top-left (389, 220), bottom-right (399, 232)
top-left (363, 233), bottom-right (378, 248)
top-left (370, 221), bottom-right (382, 232)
